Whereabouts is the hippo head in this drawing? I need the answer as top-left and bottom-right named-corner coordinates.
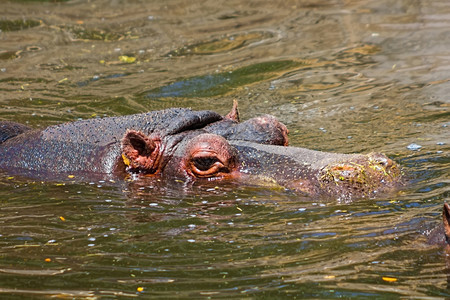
top-left (120, 101), bottom-right (402, 199)
top-left (122, 131), bottom-right (240, 179)
top-left (121, 101), bottom-right (287, 179)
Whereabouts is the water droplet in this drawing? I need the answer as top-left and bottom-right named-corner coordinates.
top-left (406, 143), bottom-right (422, 151)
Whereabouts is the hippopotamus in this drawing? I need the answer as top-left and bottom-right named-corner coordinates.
top-left (0, 101), bottom-right (402, 199)
top-left (426, 203), bottom-right (450, 288)
top-left (427, 203), bottom-right (450, 247)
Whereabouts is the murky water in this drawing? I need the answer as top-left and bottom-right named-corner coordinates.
top-left (0, 0), bottom-right (449, 298)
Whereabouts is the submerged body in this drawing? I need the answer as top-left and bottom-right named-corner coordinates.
top-left (0, 102), bottom-right (402, 199)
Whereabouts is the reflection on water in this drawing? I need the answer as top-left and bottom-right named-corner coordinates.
top-left (144, 60), bottom-right (312, 98)
top-left (0, 0), bottom-right (449, 298)
top-left (166, 31), bottom-right (277, 56)
top-left (0, 19), bottom-right (41, 32)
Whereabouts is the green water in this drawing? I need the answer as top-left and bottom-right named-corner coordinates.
top-left (0, 0), bottom-right (449, 298)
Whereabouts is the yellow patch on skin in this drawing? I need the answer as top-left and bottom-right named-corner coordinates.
top-left (321, 162), bottom-right (368, 186)
top-left (122, 154), bottom-right (131, 166)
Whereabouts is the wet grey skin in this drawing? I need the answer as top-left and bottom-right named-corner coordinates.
top-left (427, 203), bottom-right (450, 247)
top-left (0, 103), bottom-right (402, 199)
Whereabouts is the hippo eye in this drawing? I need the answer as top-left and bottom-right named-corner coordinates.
top-left (192, 156), bottom-right (220, 172)
top-left (184, 133), bottom-right (237, 179)
top-left (189, 152), bottom-right (227, 177)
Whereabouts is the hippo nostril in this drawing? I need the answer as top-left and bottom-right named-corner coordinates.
top-left (369, 153), bottom-right (393, 168)
top-left (383, 158), bottom-right (393, 168)
top-left (376, 157), bottom-right (388, 167)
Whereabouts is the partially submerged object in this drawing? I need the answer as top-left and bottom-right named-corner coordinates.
top-left (0, 101), bottom-right (402, 199)
top-left (427, 203), bottom-right (450, 247)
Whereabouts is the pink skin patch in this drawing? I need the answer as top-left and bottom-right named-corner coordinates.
top-left (182, 134), bottom-right (239, 179)
top-left (121, 130), bottom-right (162, 173)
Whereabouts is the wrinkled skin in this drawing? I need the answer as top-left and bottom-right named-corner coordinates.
top-left (0, 102), bottom-right (402, 199)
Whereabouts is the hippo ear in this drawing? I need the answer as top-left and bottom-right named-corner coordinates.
top-left (225, 99), bottom-right (240, 122)
top-left (121, 130), bottom-right (159, 173)
top-left (443, 203), bottom-right (450, 244)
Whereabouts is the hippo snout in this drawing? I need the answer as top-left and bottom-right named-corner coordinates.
top-left (368, 152), bottom-right (395, 169)
top-left (317, 152), bottom-right (402, 199)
